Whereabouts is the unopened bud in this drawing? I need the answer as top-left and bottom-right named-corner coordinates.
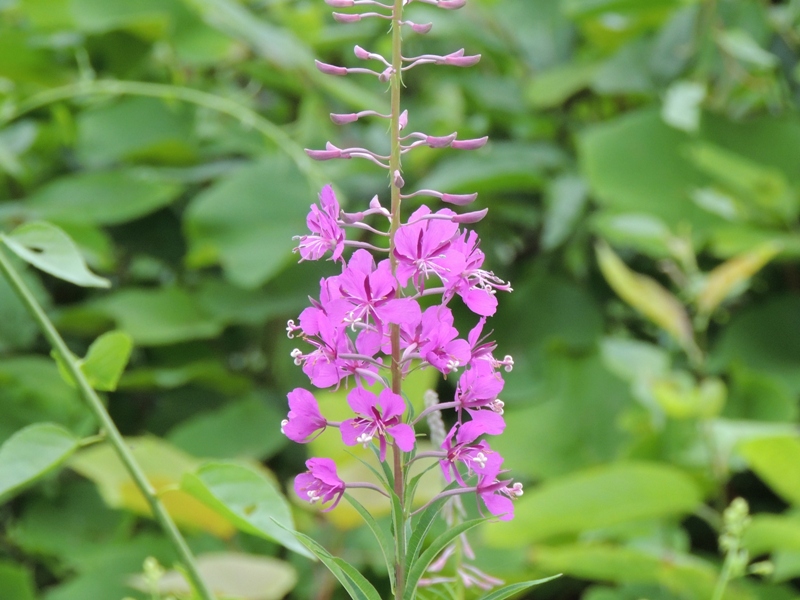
top-left (441, 192), bottom-right (478, 205)
top-left (354, 45), bottom-right (371, 60)
top-left (409, 21), bottom-right (433, 34)
top-left (399, 110), bottom-right (409, 131)
top-left (393, 170), bottom-right (405, 189)
top-left (325, 0), bottom-right (354, 6)
top-left (330, 112), bottom-right (359, 125)
top-left (333, 12), bottom-right (361, 23)
top-left (426, 133), bottom-right (457, 148)
top-left (453, 208), bottom-right (488, 223)
top-left (438, 0), bottom-right (466, 7)
top-left (315, 60), bottom-right (348, 76)
top-left (379, 66), bottom-right (394, 82)
top-left (451, 136), bottom-right (488, 150)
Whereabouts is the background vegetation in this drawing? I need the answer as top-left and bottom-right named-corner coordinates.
top-left (2, 0), bottom-right (800, 598)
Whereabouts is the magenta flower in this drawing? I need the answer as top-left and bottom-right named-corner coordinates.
top-left (454, 361), bottom-right (505, 413)
top-left (294, 457), bottom-right (346, 511)
top-left (294, 185), bottom-right (346, 262)
top-left (440, 421), bottom-right (497, 486)
top-left (337, 250), bottom-right (421, 331)
top-left (282, 388), bottom-right (328, 443)
top-left (475, 453), bottom-right (521, 522)
top-left (340, 387), bottom-right (416, 461)
top-left (393, 206), bottom-right (459, 290)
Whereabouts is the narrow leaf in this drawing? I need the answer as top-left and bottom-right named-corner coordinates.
top-left (404, 518), bottom-right (485, 600)
top-left (344, 494), bottom-right (396, 591)
top-left (406, 494), bottom-right (451, 567)
top-left (181, 462), bottom-right (311, 558)
top-left (595, 241), bottom-right (696, 356)
top-left (0, 423), bottom-right (79, 502)
top-left (1, 221), bottom-right (110, 288)
top-left (477, 576), bottom-right (562, 600)
top-left (271, 520), bottom-right (382, 600)
top-left (697, 242), bottom-right (781, 316)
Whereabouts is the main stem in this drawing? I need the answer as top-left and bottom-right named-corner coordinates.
top-left (0, 248), bottom-right (217, 600)
top-left (389, 2), bottom-right (406, 599)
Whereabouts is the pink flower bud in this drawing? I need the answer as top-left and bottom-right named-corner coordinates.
top-left (369, 195), bottom-right (382, 210)
top-left (306, 148), bottom-right (342, 160)
top-left (354, 45), bottom-right (371, 60)
top-left (451, 136), bottom-right (488, 150)
top-left (409, 21), bottom-right (433, 34)
top-left (399, 110), bottom-right (409, 131)
top-left (438, 0), bottom-right (466, 7)
top-left (330, 113), bottom-right (359, 125)
top-left (379, 66), bottom-right (394, 83)
top-left (426, 133), bottom-right (457, 148)
top-left (333, 12), bottom-right (361, 23)
top-left (441, 192), bottom-right (478, 205)
top-left (325, 0), bottom-right (354, 6)
top-left (453, 209), bottom-right (488, 224)
top-left (315, 60), bottom-right (348, 76)
top-left (393, 170), bottom-right (405, 189)
top-left (444, 53), bottom-right (481, 67)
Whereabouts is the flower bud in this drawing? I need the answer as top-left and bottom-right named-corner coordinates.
top-left (438, 0), bottom-right (467, 7)
top-left (451, 136), bottom-right (488, 150)
top-left (330, 113), bottom-right (359, 125)
top-left (426, 133), bottom-right (457, 148)
top-left (393, 170), bottom-right (405, 189)
top-left (354, 45), bottom-right (371, 60)
top-left (334, 12), bottom-right (361, 23)
top-left (410, 21), bottom-right (433, 34)
top-left (325, 0), bottom-right (354, 6)
top-left (441, 192), bottom-right (478, 205)
top-left (453, 208), bottom-right (488, 223)
top-left (315, 60), bottom-right (348, 76)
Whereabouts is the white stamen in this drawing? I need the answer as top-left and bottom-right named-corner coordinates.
top-left (280, 419), bottom-right (289, 434)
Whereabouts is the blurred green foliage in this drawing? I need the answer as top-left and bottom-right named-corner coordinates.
top-left (3, 0), bottom-right (800, 598)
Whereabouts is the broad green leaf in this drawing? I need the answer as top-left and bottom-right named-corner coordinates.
top-left (0, 561), bottom-right (36, 600)
top-left (744, 515), bottom-right (800, 556)
top-left (527, 62), bottom-right (598, 109)
top-left (271, 521), bottom-right (381, 600)
top-left (686, 142), bottom-right (795, 223)
top-left (0, 423), bottom-right (79, 502)
top-left (417, 143), bottom-right (566, 195)
top-left (0, 259), bottom-right (50, 352)
top-left (56, 330), bottom-right (134, 392)
top-left (477, 576), bottom-right (561, 600)
top-left (696, 242), bottom-right (781, 316)
top-left (184, 157), bottom-right (312, 288)
top-left (168, 395), bottom-right (286, 460)
top-left (181, 461), bottom-right (311, 557)
top-left (75, 97), bottom-right (195, 167)
top-left (128, 552), bottom-right (297, 600)
top-left (70, 437), bottom-right (235, 537)
top-left (541, 174), bottom-right (588, 250)
top-left (92, 287), bottom-right (223, 346)
top-left (404, 519), bottom-right (486, 600)
top-left (592, 212), bottom-right (673, 258)
top-left (1, 221), bottom-right (110, 288)
top-left (596, 241), bottom-right (696, 357)
top-left (651, 373), bottom-right (726, 420)
top-left (717, 29), bottom-right (778, 70)
top-left (25, 169), bottom-right (183, 225)
top-left (739, 437), bottom-right (800, 505)
top-left (531, 544), bottom-right (752, 600)
top-left (484, 462), bottom-right (701, 546)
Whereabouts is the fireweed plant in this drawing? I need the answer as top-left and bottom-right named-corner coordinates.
top-left (280, 1), bottom-right (555, 599)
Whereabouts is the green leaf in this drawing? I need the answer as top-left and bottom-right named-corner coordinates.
top-left (717, 29), bottom-right (778, 70)
top-left (484, 462), bottom-right (702, 546)
top-left (0, 423), bottom-right (79, 503)
top-left (0, 561), bottom-right (36, 600)
top-left (271, 520), bottom-right (382, 600)
top-left (406, 494), bottom-right (450, 568)
top-left (75, 97), bottom-right (195, 167)
top-left (128, 552), bottom-right (297, 600)
top-left (167, 395), bottom-right (286, 460)
top-left (477, 576), bottom-right (562, 600)
top-left (661, 80), bottom-right (706, 133)
top-left (404, 519), bottom-right (486, 600)
top-left (181, 462), bottom-right (311, 557)
top-left (92, 286), bottom-right (223, 346)
top-left (744, 515), bottom-right (800, 555)
top-left (541, 174), bottom-right (588, 250)
top-left (343, 494), bottom-right (396, 591)
top-left (184, 157), bottom-right (313, 288)
top-left (526, 62), bottom-right (598, 109)
top-left (60, 330), bottom-right (133, 392)
top-left (1, 221), bottom-right (110, 288)
top-left (25, 169), bottom-right (183, 225)
top-left (596, 241), bottom-right (697, 358)
top-left (739, 437), bottom-right (800, 505)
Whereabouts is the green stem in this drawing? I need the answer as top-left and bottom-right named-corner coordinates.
top-left (0, 247), bottom-right (217, 600)
top-left (389, 2), bottom-right (406, 599)
top-left (1, 79), bottom-right (328, 191)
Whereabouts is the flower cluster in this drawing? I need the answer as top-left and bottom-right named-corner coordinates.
top-left (282, 0), bottom-right (523, 588)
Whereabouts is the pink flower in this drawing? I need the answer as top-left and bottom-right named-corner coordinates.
top-left (294, 185), bottom-right (346, 262)
top-left (393, 206), bottom-right (459, 290)
top-left (340, 387), bottom-right (416, 461)
top-left (294, 457), bottom-right (346, 511)
top-left (454, 361), bottom-right (505, 413)
top-left (282, 388), bottom-right (328, 443)
top-left (475, 454), bottom-right (521, 521)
